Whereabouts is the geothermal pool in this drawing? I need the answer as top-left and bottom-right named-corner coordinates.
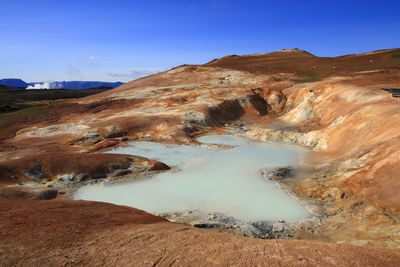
top-left (75, 135), bottom-right (311, 222)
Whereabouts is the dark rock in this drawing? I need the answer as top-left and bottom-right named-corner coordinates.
top-left (87, 174), bottom-right (107, 180)
top-left (107, 132), bottom-right (124, 138)
top-left (115, 170), bottom-right (132, 176)
top-left (207, 99), bottom-right (245, 126)
top-left (247, 93), bottom-right (269, 116)
top-left (251, 221), bottom-right (274, 237)
top-left (72, 133), bottom-right (101, 145)
top-left (25, 165), bottom-right (46, 181)
top-left (193, 223), bottom-right (221, 229)
top-left (261, 167), bottom-right (296, 181)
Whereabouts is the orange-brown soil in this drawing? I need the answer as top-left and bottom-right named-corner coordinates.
top-left (1, 199), bottom-right (400, 266)
top-left (206, 48), bottom-right (400, 80)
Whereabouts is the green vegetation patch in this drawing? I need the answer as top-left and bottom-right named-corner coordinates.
top-left (392, 52), bottom-right (400, 59)
top-left (0, 104), bottom-right (47, 128)
top-left (293, 71), bottom-right (321, 83)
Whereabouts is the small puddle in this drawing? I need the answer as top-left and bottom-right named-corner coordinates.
top-left (75, 135), bottom-right (311, 222)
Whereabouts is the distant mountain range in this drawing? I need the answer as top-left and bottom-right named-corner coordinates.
top-left (0, 79), bottom-right (28, 88)
top-left (0, 79), bottom-right (124, 90)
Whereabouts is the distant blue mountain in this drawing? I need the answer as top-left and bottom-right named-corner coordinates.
top-left (0, 79), bottom-right (28, 88)
top-left (0, 79), bottom-right (124, 90)
top-left (64, 81), bottom-right (123, 89)
top-left (27, 81), bottom-right (124, 90)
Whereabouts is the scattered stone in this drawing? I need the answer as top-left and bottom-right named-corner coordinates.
top-left (160, 209), bottom-right (303, 239)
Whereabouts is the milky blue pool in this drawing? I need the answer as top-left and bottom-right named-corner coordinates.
top-left (75, 135), bottom-right (310, 222)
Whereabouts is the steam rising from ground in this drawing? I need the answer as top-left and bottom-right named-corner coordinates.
top-left (26, 82), bottom-right (51, 89)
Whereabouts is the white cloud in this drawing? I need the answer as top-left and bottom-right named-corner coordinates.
top-left (107, 69), bottom-right (162, 79)
top-left (84, 56), bottom-right (97, 61)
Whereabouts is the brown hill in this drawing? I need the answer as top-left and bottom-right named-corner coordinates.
top-left (206, 48), bottom-right (400, 82)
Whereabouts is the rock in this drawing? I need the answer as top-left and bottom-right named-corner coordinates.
top-left (246, 127), bottom-right (326, 149)
top-left (182, 111), bottom-right (210, 126)
top-left (114, 170), bottom-right (132, 176)
top-left (25, 165), bottom-right (46, 181)
top-left (149, 161), bottom-right (170, 171)
top-left (0, 183), bottom-right (58, 200)
top-left (193, 223), bottom-right (220, 229)
top-left (251, 221), bottom-right (274, 237)
top-left (261, 167), bottom-right (296, 181)
top-left (72, 132), bottom-right (101, 145)
top-left (58, 174), bottom-right (77, 183)
top-left (160, 209), bottom-right (289, 239)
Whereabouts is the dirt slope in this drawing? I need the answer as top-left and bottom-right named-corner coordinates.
top-left (206, 48), bottom-right (400, 80)
top-left (1, 200), bottom-right (400, 266)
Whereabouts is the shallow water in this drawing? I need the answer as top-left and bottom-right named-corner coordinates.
top-left (75, 135), bottom-right (311, 222)
top-left (103, 141), bottom-right (214, 167)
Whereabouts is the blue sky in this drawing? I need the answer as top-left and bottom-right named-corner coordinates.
top-left (1, 0), bottom-right (399, 82)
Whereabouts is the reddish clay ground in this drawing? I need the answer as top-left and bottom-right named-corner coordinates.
top-left (1, 200), bottom-right (400, 266)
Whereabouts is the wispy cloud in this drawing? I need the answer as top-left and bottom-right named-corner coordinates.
top-left (66, 65), bottom-right (84, 79)
top-left (84, 56), bottom-right (97, 61)
top-left (107, 69), bottom-right (162, 79)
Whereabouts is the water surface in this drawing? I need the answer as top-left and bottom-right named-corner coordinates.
top-left (75, 135), bottom-right (310, 222)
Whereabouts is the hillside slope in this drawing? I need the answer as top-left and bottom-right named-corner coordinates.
top-left (1, 48), bottom-right (400, 263)
top-left (1, 200), bottom-right (400, 266)
top-left (206, 48), bottom-right (400, 81)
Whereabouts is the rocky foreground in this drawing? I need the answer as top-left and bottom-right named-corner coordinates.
top-left (1, 48), bottom-right (400, 264)
top-left (1, 200), bottom-right (400, 266)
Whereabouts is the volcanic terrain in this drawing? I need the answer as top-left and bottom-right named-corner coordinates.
top-left (1, 48), bottom-right (400, 265)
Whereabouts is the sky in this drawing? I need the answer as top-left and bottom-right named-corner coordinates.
top-left (1, 0), bottom-right (399, 82)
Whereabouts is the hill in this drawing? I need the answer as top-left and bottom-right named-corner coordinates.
top-left (206, 48), bottom-right (400, 82)
top-left (1, 48), bottom-right (400, 264)
top-left (0, 78), bottom-right (27, 88)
